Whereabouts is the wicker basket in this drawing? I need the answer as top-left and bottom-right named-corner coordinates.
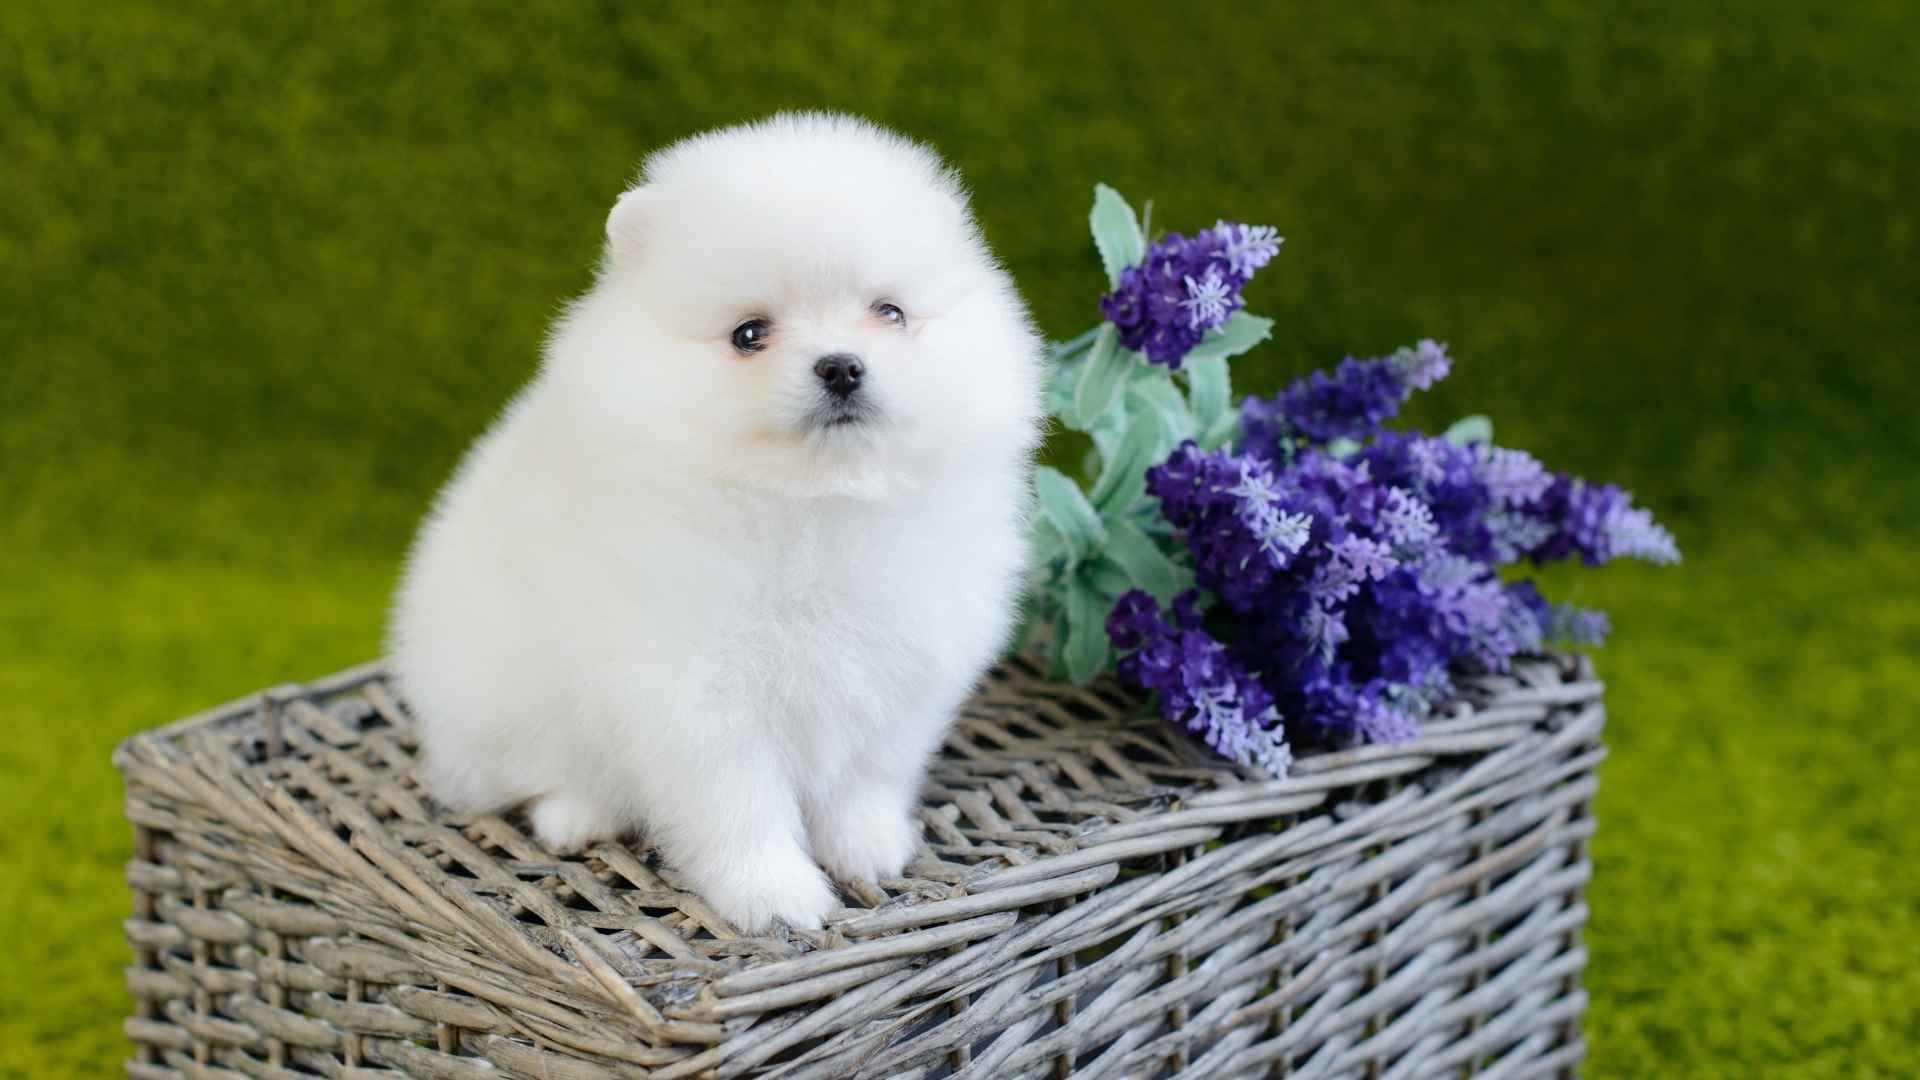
top-left (116, 652), bottom-right (1603, 1079)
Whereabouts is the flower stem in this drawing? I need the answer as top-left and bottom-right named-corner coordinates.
top-left (1051, 325), bottom-right (1102, 361)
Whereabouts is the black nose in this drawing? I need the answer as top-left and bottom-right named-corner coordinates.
top-left (814, 353), bottom-right (864, 399)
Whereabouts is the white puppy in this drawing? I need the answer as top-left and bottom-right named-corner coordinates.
top-left (389, 114), bottom-right (1045, 932)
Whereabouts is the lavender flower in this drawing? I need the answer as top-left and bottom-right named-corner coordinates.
top-left (1312, 535), bottom-right (1398, 604)
top-left (1235, 393), bottom-right (1292, 463)
top-left (1522, 476), bottom-right (1683, 566)
top-left (1354, 433), bottom-right (1496, 562)
top-left (1092, 309), bottom-right (1675, 764)
top-left (1378, 488), bottom-right (1439, 548)
top-left (1486, 509), bottom-right (1557, 564)
top-left (1355, 695), bottom-right (1418, 744)
top-left (1106, 591), bottom-right (1292, 777)
top-left (1267, 357), bottom-right (1405, 444)
top-left (1392, 339), bottom-right (1453, 391)
top-left (1548, 604), bottom-right (1612, 646)
top-left (1407, 437), bottom-right (1450, 485)
top-left (1600, 500), bottom-right (1683, 565)
top-left (1214, 222), bottom-right (1283, 278)
top-left (1057, 192), bottom-right (1683, 775)
top-left (1099, 222), bottom-right (1281, 368)
top-left (1181, 269), bottom-right (1234, 330)
top-left (1474, 445), bottom-right (1553, 506)
top-left (1221, 458), bottom-right (1284, 508)
top-left (1240, 340), bottom-right (1453, 448)
top-left (1302, 602), bottom-right (1348, 663)
top-left (1146, 443), bottom-right (1318, 612)
top-left (1222, 460), bottom-right (1312, 562)
top-left (1252, 507), bottom-right (1314, 564)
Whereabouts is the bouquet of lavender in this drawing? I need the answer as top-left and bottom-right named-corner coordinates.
top-left (1026, 186), bottom-right (1679, 779)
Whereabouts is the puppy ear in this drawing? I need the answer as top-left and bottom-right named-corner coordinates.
top-left (605, 187), bottom-right (648, 260)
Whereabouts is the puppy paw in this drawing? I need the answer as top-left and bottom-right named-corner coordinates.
top-left (528, 794), bottom-right (619, 854)
top-left (812, 808), bottom-right (920, 885)
top-left (692, 849), bottom-right (839, 934)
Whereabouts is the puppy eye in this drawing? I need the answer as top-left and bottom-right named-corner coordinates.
top-left (872, 302), bottom-right (906, 326)
top-left (731, 318), bottom-right (772, 354)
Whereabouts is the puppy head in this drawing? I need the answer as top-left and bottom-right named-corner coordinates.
top-left (554, 113), bottom-right (1044, 499)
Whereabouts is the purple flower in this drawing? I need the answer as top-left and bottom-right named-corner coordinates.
top-left (1099, 222), bottom-right (1280, 368)
top-left (1486, 509), bottom-right (1557, 564)
top-left (1101, 335), bottom-right (1676, 765)
top-left (1302, 602), bottom-right (1348, 663)
top-left (1106, 590), bottom-right (1292, 777)
top-left (1474, 445), bottom-right (1552, 506)
top-left (1240, 341), bottom-right (1451, 449)
top-left (1222, 460), bottom-right (1312, 563)
top-left (1214, 221), bottom-right (1283, 278)
top-left (1548, 604), bottom-right (1612, 646)
top-left (1392, 339), bottom-right (1453, 391)
top-left (1235, 393), bottom-right (1292, 463)
top-left (1407, 438), bottom-right (1450, 485)
top-left (1522, 476), bottom-right (1682, 566)
top-left (1267, 357), bottom-right (1405, 444)
top-left (1505, 578), bottom-right (1553, 635)
top-left (1378, 488), bottom-right (1439, 548)
top-left (1181, 269), bottom-right (1234, 330)
top-left (1355, 433), bottom-right (1495, 562)
top-left (1311, 535), bottom-right (1397, 605)
top-left (1251, 506), bottom-right (1314, 564)
top-left (1146, 443), bottom-right (1322, 613)
top-left (1355, 694), bottom-right (1418, 743)
top-left (1600, 500), bottom-right (1682, 565)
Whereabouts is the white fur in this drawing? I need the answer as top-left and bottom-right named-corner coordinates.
top-left (388, 114), bottom-right (1045, 932)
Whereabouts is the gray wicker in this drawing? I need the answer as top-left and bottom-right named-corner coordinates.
top-left (116, 651), bottom-right (1603, 1079)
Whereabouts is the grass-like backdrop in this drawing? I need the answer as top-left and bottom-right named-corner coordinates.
top-left (3, 3), bottom-right (1915, 1075)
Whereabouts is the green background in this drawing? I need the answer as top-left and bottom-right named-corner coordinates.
top-left (3, 2), bottom-right (1915, 1075)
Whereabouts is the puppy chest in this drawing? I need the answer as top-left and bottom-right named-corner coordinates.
top-left (715, 555), bottom-right (972, 707)
top-left (725, 579), bottom-right (935, 692)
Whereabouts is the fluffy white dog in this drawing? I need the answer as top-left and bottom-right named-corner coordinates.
top-left (389, 113), bottom-right (1045, 932)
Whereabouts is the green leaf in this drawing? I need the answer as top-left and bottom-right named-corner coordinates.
top-left (1072, 325), bottom-right (1132, 428)
top-left (1048, 325), bottom-right (1101, 363)
top-left (1199, 411), bottom-right (1240, 451)
top-left (1045, 609), bottom-right (1070, 679)
top-left (1185, 355), bottom-right (1231, 434)
top-left (1100, 519), bottom-right (1191, 604)
top-left (1183, 313), bottom-right (1274, 365)
top-left (1034, 466), bottom-right (1106, 565)
top-left (1087, 391), bottom-right (1131, 462)
top-left (1030, 516), bottom-right (1068, 576)
top-left (1327, 437), bottom-right (1362, 459)
top-left (1046, 354), bottom-right (1082, 417)
top-left (1124, 373), bottom-right (1197, 444)
top-left (1444, 414), bottom-right (1494, 446)
top-left (1084, 557), bottom-right (1132, 597)
top-left (1089, 406), bottom-right (1168, 514)
top-left (1090, 183), bottom-right (1146, 288)
top-left (1063, 575), bottom-right (1113, 683)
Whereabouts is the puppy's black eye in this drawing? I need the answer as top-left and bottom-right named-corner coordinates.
top-left (873, 302), bottom-right (906, 326)
top-left (731, 318), bottom-right (771, 354)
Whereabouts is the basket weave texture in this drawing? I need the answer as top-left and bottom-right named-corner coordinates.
top-left (117, 652), bottom-right (1603, 1079)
